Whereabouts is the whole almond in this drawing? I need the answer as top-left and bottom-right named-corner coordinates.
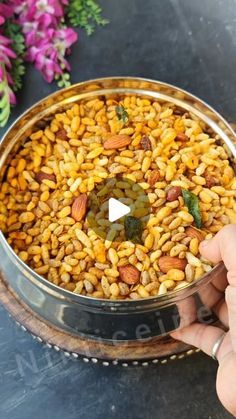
top-left (185, 226), bottom-right (205, 242)
top-left (35, 171), bottom-right (56, 183)
top-left (158, 256), bottom-right (187, 273)
top-left (166, 186), bottom-right (182, 202)
top-left (176, 133), bottom-right (189, 142)
top-left (103, 134), bottom-right (131, 150)
top-left (148, 170), bottom-right (160, 187)
top-left (118, 264), bottom-right (140, 285)
top-left (71, 194), bottom-right (87, 222)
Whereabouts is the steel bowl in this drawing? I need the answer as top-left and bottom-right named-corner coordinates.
top-left (0, 77), bottom-right (235, 342)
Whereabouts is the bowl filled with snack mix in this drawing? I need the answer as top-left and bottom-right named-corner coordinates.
top-left (0, 77), bottom-right (235, 342)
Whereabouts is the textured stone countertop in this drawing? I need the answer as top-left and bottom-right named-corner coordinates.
top-left (0, 0), bottom-right (235, 418)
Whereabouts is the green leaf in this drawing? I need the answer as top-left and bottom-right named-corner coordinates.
top-left (115, 105), bottom-right (129, 125)
top-left (0, 77), bottom-right (11, 128)
top-left (4, 20), bottom-right (25, 56)
top-left (3, 20), bottom-right (26, 92)
top-left (11, 58), bottom-right (26, 92)
top-left (57, 72), bottom-right (71, 88)
top-left (0, 91), bottom-right (8, 108)
top-left (124, 216), bottom-right (143, 244)
top-left (182, 189), bottom-right (202, 229)
top-left (66, 0), bottom-right (109, 35)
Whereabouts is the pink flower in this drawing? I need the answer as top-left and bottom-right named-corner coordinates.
top-left (55, 28), bottom-right (78, 49)
top-left (12, 0), bottom-right (68, 27)
top-left (0, 5), bottom-right (17, 111)
top-left (0, 35), bottom-right (16, 77)
top-left (0, 38), bottom-right (16, 100)
top-left (23, 15), bottom-right (52, 45)
top-left (10, 0), bottom-right (28, 16)
top-left (9, 0), bottom-right (77, 84)
top-left (0, 3), bottom-right (14, 24)
top-left (27, 43), bottom-right (62, 82)
top-left (1, 0), bottom-right (78, 96)
top-left (36, 0), bottom-right (68, 17)
top-left (26, 27), bottom-right (77, 82)
top-left (0, 0), bottom-right (81, 127)
top-left (36, 0), bottom-right (54, 15)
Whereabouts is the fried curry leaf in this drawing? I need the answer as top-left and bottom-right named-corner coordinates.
top-left (115, 105), bottom-right (129, 124)
top-left (182, 189), bottom-right (202, 229)
top-left (124, 216), bottom-right (143, 244)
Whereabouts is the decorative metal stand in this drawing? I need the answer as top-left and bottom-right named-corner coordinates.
top-left (0, 277), bottom-right (199, 366)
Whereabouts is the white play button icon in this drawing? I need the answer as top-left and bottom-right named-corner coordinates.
top-left (108, 198), bottom-right (130, 222)
top-left (87, 176), bottom-right (151, 241)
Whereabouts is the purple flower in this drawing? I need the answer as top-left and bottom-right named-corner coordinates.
top-left (0, 4), bottom-right (17, 111)
top-left (0, 0), bottom-right (81, 127)
top-left (27, 43), bottom-right (62, 82)
top-left (36, 0), bottom-right (54, 14)
top-left (36, 0), bottom-right (68, 17)
top-left (0, 33), bottom-right (17, 105)
top-left (0, 3), bottom-right (14, 24)
top-left (26, 26), bottom-right (77, 82)
top-left (0, 35), bottom-right (16, 78)
top-left (55, 27), bottom-right (78, 49)
top-left (10, 0), bottom-right (28, 16)
top-left (10, 0), bottom-right (77, 83)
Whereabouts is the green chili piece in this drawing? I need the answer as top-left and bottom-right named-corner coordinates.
top-left (124, 216), bottom-right (143, 244)
top-left (182, 189), bottom-right (202, 229)
top-left (115, 105), bottom-right (129, 124)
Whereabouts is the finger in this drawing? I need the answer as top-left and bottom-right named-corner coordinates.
top-left (200, 224), bottom-right (236, 277)
top-left (171, 324), bottom-right (233, 362)
top-left (197, 281), bottom-right (224, 319)
top-left (211, 263), bottom-right (228, 293)
top-left (196, 267), bottom-right (228, 326)
top-left (213, 299), bottom-right (229, 328)
top-left (199, 224), bottom-right (236, 351)
top-left (225, 286), bottom-right (236, 351)
top-left (175, 295), bottom-right (197, 329)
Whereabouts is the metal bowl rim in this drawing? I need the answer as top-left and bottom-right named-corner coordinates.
top-left (0, 76), bottom-right (235, 307)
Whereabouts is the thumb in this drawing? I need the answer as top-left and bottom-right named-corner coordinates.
top-left (200, 224), bottom-right (236, 282)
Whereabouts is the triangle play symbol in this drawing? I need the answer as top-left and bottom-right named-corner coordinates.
top-left (108, 198), bottom-right (131, 222)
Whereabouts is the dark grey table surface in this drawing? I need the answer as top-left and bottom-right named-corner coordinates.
top-left (0, 1), bottom-right (236, 418)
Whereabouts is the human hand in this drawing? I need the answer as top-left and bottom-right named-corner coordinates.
top-left (171, 224), bottom-right (236, 417)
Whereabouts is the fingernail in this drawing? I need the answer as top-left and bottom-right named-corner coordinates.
top-left (170, 332), bottom-right (179, 339)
